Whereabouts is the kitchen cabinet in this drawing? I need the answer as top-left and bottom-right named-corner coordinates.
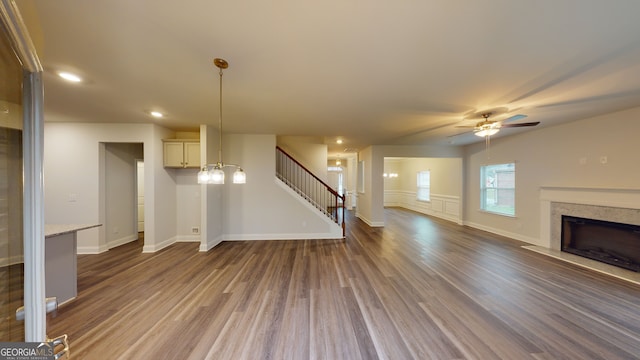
top-left (163, 139), bottom-right (200, 168)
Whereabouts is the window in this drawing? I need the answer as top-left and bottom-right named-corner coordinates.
top-left (480, 163), bottom-right (515, 216)
top-left (416, 170), bottom-right (430, 201)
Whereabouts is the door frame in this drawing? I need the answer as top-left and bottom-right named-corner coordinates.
top-left (0, 1), bottom-right (46, 341)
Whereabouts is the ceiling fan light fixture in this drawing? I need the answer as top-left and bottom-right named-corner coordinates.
top-left (475, 128), bottom-right (499, 137)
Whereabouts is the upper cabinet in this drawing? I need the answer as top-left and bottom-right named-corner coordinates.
top-left (163, 139), bottom-right (200, 168)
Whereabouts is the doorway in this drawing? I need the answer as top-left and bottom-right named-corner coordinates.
top-left (103, 143), bottom-right (144, 250)
top-left (136, 160), bottom-right (144, 245)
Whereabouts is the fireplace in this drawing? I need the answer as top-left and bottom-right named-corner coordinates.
top-left (561, 215), bottom-right (640, 272)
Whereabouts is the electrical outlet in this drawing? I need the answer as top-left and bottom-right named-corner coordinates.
top-left (191, 227), bottom-right (200, 234)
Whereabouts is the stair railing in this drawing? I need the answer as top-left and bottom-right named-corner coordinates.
top-left (276, 146), bottom-right (345, 237)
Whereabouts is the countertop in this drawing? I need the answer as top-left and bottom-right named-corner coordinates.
top-left (45, 224), bottom-right (102, 238)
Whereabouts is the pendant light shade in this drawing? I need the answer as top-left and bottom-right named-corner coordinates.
top-left (197, 58), bottom-right (246, 185)
top-left (210, 167), bottom-right (225, 184)
top-left (197, 168), bottom-right (210, 183)
top-left (233, 168), bottom-right (246, 184)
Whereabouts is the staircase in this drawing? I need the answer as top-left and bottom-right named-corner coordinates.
top-left (276, 146), bottom-right (345, 237)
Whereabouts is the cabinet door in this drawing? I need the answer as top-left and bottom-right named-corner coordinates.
top-left (183, 142), bottom-right (200, 168)
top-left (163, 142), bottom-right (185, 167)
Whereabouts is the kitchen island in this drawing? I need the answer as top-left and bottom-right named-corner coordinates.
top-left (46, 224), bottom-right (101, 305)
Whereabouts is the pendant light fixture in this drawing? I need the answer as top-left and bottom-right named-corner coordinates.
top-left (197, 58), bottom-right (246, 184)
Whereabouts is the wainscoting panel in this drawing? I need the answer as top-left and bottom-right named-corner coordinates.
top-left (384, 190), bottom-right (461, 224)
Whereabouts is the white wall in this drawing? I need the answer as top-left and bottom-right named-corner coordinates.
top-left (44, 123), bottom-right (176, 253)
top-left (463, 106), bottom-right (640, 245)
top-left (223, 134), bottom-right (342, 239)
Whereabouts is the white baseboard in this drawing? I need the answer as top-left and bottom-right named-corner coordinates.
top-left (108, 234), bottom-right (138, 250)
top-left (143, 236), bottom-right (177, 253)
top-left (355, 212), bottom-right (385, 227)
top-left (222, 228), bottom-right (343, 241)
top-left (176, 235), bottom-right (200, 242)
top-left (463, 220), bottom-right (541, 246)
top-left (78, 245), bottom-right (108, 254)
top-left (199, 235), bottom-right (223, 252)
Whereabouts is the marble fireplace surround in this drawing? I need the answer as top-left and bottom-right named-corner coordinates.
top-left (529, 186), bottom-right (640, 284)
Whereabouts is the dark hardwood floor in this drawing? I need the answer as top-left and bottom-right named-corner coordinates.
top-left (47, 208), bottom-right (640, 359)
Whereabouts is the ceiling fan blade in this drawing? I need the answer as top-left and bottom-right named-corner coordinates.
top-left (502, 114), bottom-right (528, 123)
top-left (447, 130), bottom-right (473, 137)
top-left (501, 121), bottom-right (540, 128)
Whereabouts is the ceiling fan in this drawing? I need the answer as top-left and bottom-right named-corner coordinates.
top-left (456, 112), bottom-right (540, 137)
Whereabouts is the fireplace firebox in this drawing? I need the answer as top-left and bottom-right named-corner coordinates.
top-left (561, 215), bottom-right (640, 272)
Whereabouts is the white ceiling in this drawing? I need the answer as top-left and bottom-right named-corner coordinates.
top-left (20, 0), bottom-right (640, 156)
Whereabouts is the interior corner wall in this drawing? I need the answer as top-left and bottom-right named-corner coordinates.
top-left (44, 123), bottom-right (177, 253)
top-left (463, 106), bottom-right (640, 246)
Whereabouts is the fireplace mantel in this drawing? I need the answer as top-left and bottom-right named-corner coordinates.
top-left (532, 186), bottom-right (640, 284)
top-left (540, 186), bottom-right (640, 209)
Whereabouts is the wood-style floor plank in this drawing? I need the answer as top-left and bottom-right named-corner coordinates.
top-left (47, 208), bottom-right (640, 359)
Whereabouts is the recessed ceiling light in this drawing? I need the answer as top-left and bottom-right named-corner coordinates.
top-left (150, 111), bottom-right (164, 118)
top-left (336, 139), bottom-right (343, 144)
top-left (58, 72), bottom-right (82, 83)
